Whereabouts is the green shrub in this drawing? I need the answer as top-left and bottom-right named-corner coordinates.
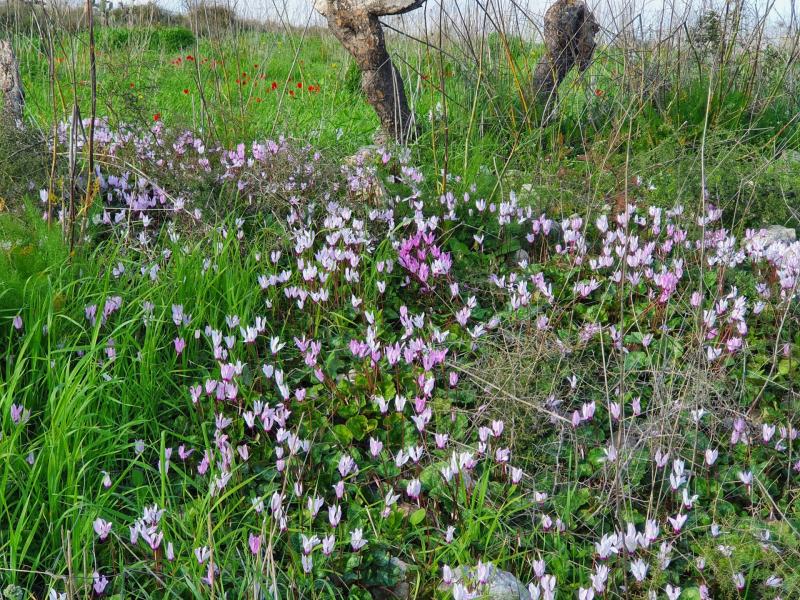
top-left (151, 26), bottom-right (195, 51)
top-left (97, 26), bottom-right (195, 52)
top-left (97, 27), bottom-right (131, 50)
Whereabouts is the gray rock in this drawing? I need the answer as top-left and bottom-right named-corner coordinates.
top-left (389, 557), bottom-right (411, 599)
top-left (484, 568), bottom-right (532, 600)
top-left (780, 149), bottom-right (800, 162)
top-left (512, 248), bottom-right (530, 266)
top-left (372, 557), bottom-right (411, 599)
top-left (755, 225), bottom-right (797, 246)
top-left (439, 565), bottom-right (531, 600)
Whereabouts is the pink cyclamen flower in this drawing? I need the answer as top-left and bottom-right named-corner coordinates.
top-left (302, 554), bottom-right (313, 573)
top-left (301, 534), bottom-right (319, 555)
top-left (248, 533), bottom-right (261, 555)
top-left (668, 513), bottom-right (687, 533)
top-left (511, 467), bottom-right (523, 484)
top-left (350, 528), bottom-right (367, 551)
top-left (406, 478), bottom-right (421, 500)
top-left (174, 337), bottom-right (186, 355)
top-left (93, 518), bottom-right (112, 542)
top-left (12, 315), bottom-right (23, 331)
top-left (322, 534), bottom-right (335, 555)
top-left (444, 526), bottom-right (455, 543)
top-left (92, 572), bottom-right (109, 596)
top-left (10, 403), bottom-right (28, 425)
top-left (194, 546), bottom-right (211, 564)
top-left (733, 572), bottom-right (745, 590)
top-left (237, 445), bottom-right (250, 461)
top-left (328, 504), bottom-right (342, 528)
top-left (333, 480), bottom-right (345, 499)
top-left (369, 437), bottom-right (383, 457)
top-left (665, 584), bottom-right (681, 600)
top-left (578, 587), bottom-right (594, 600)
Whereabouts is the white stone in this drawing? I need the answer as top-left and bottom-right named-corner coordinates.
top-left (755, 225), bottom-right (797, 246)
top-left (439, 565), bottom-right (531, 600)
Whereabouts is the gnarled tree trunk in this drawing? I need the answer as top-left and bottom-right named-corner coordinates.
top-left (532, 0), bottom-right (599, 120)
top-left (316, 0), bottom-right (424, 143)
top-left (0, 39), bottom-right (24, 124)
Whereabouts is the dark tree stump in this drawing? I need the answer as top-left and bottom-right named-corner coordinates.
top-left (532, 0), bottom-right (599, 120)
top-left (0, 39), bottom-right (24, 124)
top-left (316, 0), bottom-right (425, 143)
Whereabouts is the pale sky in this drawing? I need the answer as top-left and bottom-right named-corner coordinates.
top-left (160, 0), bottom-right (798, 36)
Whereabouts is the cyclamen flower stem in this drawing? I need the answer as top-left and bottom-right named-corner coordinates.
top-left (159, 431), bottom-right (167, 506)
top-left (154, 545), bottom-right (162, 579)
top-left (195, 395), bottom-right (205, 423)
top-left (110, 543), bottom-right (118, 585)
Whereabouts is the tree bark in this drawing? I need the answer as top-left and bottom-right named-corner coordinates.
top-left (317, 0), bottom-right (424, 143)
top-left (0, 38), bottom-right (24, 124)
top-left (532, 0), bottom-right (599, 120)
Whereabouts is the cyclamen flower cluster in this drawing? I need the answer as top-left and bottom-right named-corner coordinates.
top-left (12, 126), bottom-right (797, 599)
top-left (397, 228), bottom-right (452, 290)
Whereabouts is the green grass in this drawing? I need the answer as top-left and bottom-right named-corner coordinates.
top-left (6, 26), bottom-right (800, 235)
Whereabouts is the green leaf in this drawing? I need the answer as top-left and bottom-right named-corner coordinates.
top-left (346, 415), bottom-right (369, 440)
top-left (337, 404), bottom-right (360, 419)
top-left (332, 424), bottom-right (353, 445)
top-left (409, 508), bottom-right (426, 526)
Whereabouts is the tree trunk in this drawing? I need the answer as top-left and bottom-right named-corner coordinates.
top-left (532, 0), bottom-right (599, 120)
top-left (0, 38), bottom-right (24, 124)
top-left (317, 0), bottom-right (424, 143)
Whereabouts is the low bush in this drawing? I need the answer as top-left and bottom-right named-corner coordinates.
top-left (97, 26), bottom-right (195, 52)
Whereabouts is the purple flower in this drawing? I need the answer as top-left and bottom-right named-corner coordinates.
top-left (93, 518), bottom-right (112, 542)
top-left (406, 478), bottom-right (421, 500)
top-left (322, 534), bottom-right (335, 555)
top-left (194, 546), bottom-right (210, 564)
top-left (248, 532), bottom-right (262, 555)
top-left (10, 403), bottom-right (28, 425)
top-left (92, 572), bottom-right (109, 596)
top-left (328, 504), bottom-right (341, 528)
top-left (350, 528), bottom-right (367, 551)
